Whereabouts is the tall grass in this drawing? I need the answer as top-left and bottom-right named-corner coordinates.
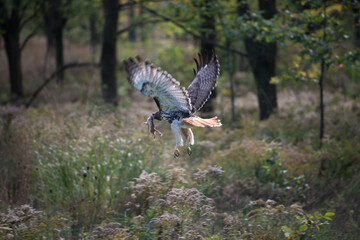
top-left (31, 115), bottom-right (164, 236)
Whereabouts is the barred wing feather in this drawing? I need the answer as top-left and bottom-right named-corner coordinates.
top-left (187, 53), bottom-right (220, 112)
top-left (123, 57), bottom-right (192, 113)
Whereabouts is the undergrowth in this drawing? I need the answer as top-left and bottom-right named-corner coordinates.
top-left (1, 81), bottom-right (360, 239)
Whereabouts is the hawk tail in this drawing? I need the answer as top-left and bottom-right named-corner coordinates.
top-left (183, 116), bottom-right (222, 128)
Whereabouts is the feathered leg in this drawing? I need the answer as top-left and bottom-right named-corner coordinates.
top-left (144, 113), bottom-right (162, 138)
top-left (171, 121), bottom-right (184, 158)
top-left (181, 128), bottom-right (194, 156)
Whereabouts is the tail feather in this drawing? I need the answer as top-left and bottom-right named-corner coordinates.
top-left (183, 116), bottom-right (222, 127)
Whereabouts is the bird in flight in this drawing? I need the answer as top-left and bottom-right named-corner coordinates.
top-left (123, 52), bottom-right (221, 158)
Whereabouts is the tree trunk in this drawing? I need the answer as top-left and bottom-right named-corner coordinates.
top-left (227, 40), bottom-right (236, 129)
top-left (238, 0), bottom-right (278, 120)
top-left (42, 8), bottom-right (55, 51)
top-left (0, 1), bottom-right (23, 98)
top-left (41, 0), bottom-right (66, 83)
top-left (54, 20), bottom-right (65, 83)
top-left (100, 0), bottom-right (119, 105)
top-left (4, 27), bottom-right (23, 98)
top-left (245, 40), bottom-right (277, 120)
top-left (200, 0), bottom-right (216, 113)
top-left (319, 59), bottom-right (325, 147)
top-left (352, 0), bottom-right (360, 48)
top-left (128, 0), bottom-right (136, 42)
top-left (89, 13), bottom-right (100, 56)
top-left (139, 2), bottom-right (147, 41)
top-left (52, 0), bottom-right (65, 83)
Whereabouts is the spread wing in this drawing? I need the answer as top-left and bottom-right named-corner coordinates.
top-left (123, 57), bottom-right (192, 113)
top-left (187, 52), bottom-right (220, 113)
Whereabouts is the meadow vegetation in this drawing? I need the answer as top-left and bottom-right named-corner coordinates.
top-left (1, 7), bottom-right (360, 240)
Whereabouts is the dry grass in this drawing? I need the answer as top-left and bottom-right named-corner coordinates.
top-left (0, 106), bottom-right (33, 204)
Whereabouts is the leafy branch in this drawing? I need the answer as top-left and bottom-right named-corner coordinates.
top-left (141, 5), bottom-right (248, 57)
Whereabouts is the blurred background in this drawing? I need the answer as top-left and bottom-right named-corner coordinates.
top-left (0, 0), bottom-right (360, 239)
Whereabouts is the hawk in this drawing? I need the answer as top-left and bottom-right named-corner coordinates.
top-left (123, 52), bottom-right (221, 158)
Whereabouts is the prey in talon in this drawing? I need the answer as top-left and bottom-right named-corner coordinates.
top-left (144, 114), bottom-right (162, 138)
top-left (123, 52), bottom-right (222, 158)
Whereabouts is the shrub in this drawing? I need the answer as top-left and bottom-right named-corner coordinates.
top-left (0, 205), bottom-right (66, 239)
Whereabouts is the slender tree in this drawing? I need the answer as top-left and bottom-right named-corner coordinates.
top-left (89, 13), bottom-right (100, 56)
top-left (227, 41), bottom-right (236, 129)
top-left (41, 0), bottom-right (70, 83)
top-left (54, 0), bottom-right (65, 83)
top-left (42, 3), bottom-right (55, 51)
top-left (0, 1), bottom-right (23, 98)
top-left (199, 0), bottom-right (217, 113)
top-left (128, 0), bottom-right (136, 42)
top-left (351, 0), bottom-right (360, 48)
top-left (0, 0), bottom-right (41, 99)
top-left (100, 0), bottom-right (119, 104)
top-left (238, 0), bottom-right (278, 120)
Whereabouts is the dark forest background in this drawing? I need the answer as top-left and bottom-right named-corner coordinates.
top-left (0, 0), bottom-right (360, 239)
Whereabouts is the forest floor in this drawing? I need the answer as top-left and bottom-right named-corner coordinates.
top-left (0, 37), bottom-right (360, 239)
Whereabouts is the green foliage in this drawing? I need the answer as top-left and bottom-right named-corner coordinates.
top-left (273, 1), bottom-right (360, 84)
top-left (256, 140), bottom-right (287, 187)
top-left (62, 0), bottom-right (103, 42)
top-left (281, 210), bottom-right (335, 239)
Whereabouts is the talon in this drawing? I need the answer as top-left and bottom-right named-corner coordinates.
top-left (174, 149), bottom-right (180, 158)
top-left (187, 147), bottom-right (192, 156)
top-left (150, 128), bottom-right (162, 139)
top-left (154, 128), bottom-right (163, 137)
